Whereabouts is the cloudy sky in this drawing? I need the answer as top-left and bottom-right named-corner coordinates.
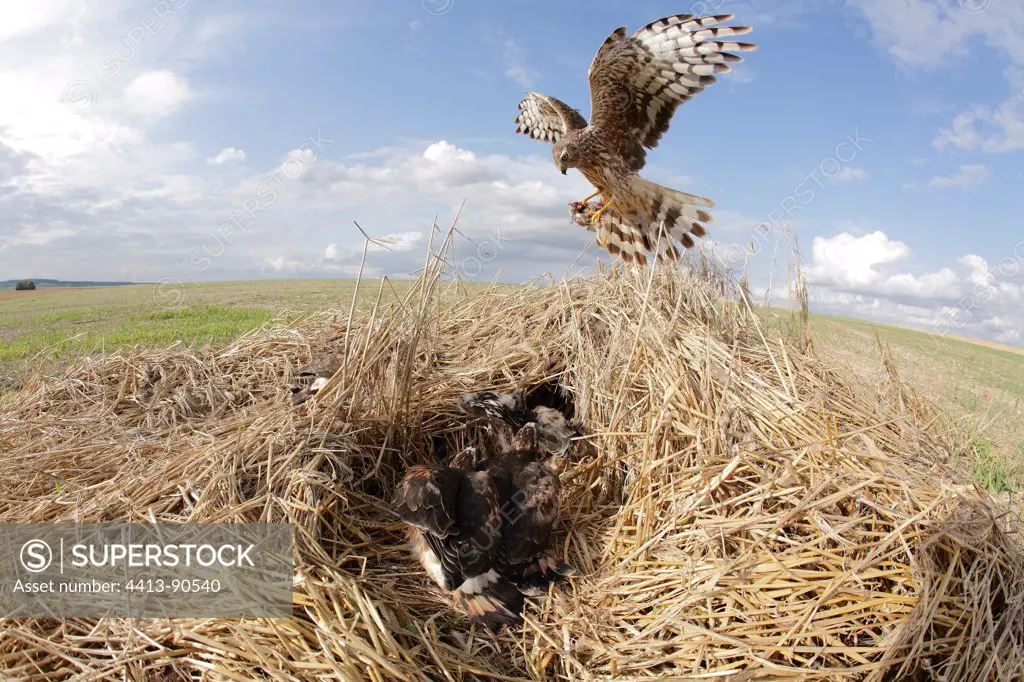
top-left (1, 1), bottom-right (1022, 344)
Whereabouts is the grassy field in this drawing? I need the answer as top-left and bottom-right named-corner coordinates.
top-left (0, 280), bottom-right (406, 385)
top-left (777, 311), bottom-right (1024, 491)
top-left (3, 279), bottom-right (1022, 491)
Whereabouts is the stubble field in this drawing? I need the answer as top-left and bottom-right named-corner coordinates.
top-left (2, 279), bottom-right (1022, 492)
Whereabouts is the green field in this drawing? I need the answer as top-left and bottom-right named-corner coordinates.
top-left (0, 280), bottom-right (394, 383)
top-left (2, 279), bottom-right (1022, 491)
top-left (786, 311), bottom-right (1024, 491)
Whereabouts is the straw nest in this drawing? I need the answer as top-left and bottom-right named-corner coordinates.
top-left (2, 262), bottom-right (1023, 681)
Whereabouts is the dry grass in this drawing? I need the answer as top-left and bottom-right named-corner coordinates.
top-left (1, 238), bottom-right (1023, 680)
top-left (809, 314), bottom-right (1024, 490)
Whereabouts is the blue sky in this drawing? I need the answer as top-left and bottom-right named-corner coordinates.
top-left (0, 0), bottom-right (1022, 343)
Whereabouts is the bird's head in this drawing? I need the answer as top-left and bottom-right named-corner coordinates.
top-left (552, 138), bottom-right (579, 175)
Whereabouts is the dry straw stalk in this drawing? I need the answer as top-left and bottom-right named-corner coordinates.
top-left (1, 242), bottom-right (1022, 680)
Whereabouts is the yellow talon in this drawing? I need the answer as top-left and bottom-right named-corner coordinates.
top-left (578, 190), bottom-right (601, 204)
top-left (590, 200), bottom-right (615, 224)
top-left (597, 232), bottom-right (608, 247)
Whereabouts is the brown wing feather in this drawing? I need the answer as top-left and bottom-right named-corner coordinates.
top-left (395, 465), bottom-right (504, 592)
top-left (509, 423), bottom-right (538, 452)
top-left (298, 350), bottom-right (342, 378)
top-left (588, 14), bottom-right (757, 170)
top-left (453, 579), bottom-right (524, 632)
top-left (454, 471), bottom-right (503, 578)
top-left (393, 465), bottom-right (460, 538)
top-left (514, 92), bottom-right (587, 145)
top-left (503, 461), bottom-right (560, 566)
top-left (448, 446), bottom-right (480, 470)
top-left (457, 390), bottom-right (524, 425)
top-left (482, 446), bottom-right (560, 568)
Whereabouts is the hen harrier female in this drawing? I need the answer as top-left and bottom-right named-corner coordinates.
top-left (514, 14), bottom-right (756, 264)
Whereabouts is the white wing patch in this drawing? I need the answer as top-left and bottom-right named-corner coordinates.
top-left (514, 92), bottom-right (586, 145)
top-left (516, 94), bottom-right (563, 143)
top-left (458, 568), bottom-right (501, 595)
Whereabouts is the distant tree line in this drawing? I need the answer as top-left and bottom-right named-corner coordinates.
top-left (15, 280), bottom-right (35, 290)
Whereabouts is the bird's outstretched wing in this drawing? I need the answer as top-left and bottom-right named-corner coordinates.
top-left (588, 14), bottom-right (756, 171)
top-left (514, 92), bottom-right (588, 144)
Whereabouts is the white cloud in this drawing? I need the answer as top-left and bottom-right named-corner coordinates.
top-left (325, 232), bottom-right (424, 261)
top-left (926, 163), bottom-right (991, 188)
top-left (207, 147), bottom-right (246, 165)
top-left (802, 230), bottom-right (1024, 342)
top-left (726, 1), bottom-right (841, 32)
top-left (805, 231), bottom-right (911, 290)
top-left (803, 288), bottom-right (953, 329)
top-left (0, 2), bottom-right (83, 43)
top-left (995, 326), bottom-right (1021, 344)
top-left (0, 125), bottom-right (606, 284)
top-left (503, 38), bottom-right (538, 89)
top-left (8, 224), bottom-right (78, 246)
top-left (369, 231), bottom-right (423, 253)
top-left (122, 69), bottom-right (191, 117)
top-left (934, 94), bottom-right (1024, 153)
top-left (884, 267), bottom-right (960, 300)
top-left (848, 0), bottom-right (1024, 70)
top-left (268, 232), bottom-right (428, 277)
top-left (263, 256), bottom-right (304, 272)
top-left (834, 167), bottom-right (867, 182)
top-left (849, 0), bottom-right (1024, 155)
top-left (323, 243), bottom-right (342, 261)
top-left (405, 19), bottom-right (423, 48)
top-left (903, 164), bottom-right (991, 189)
top-left (0, 1), bottom-right (203, 198)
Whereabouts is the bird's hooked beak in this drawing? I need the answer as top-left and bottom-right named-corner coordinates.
top-left (556, 151), bottom-right (568, 175)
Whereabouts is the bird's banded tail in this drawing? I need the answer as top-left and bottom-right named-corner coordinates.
top-left (632, 176), bottom-right (713, 249)
top-left (517, 554), bottom-right (576, 591)
top-left (452, 569), bottom-right (524, 631)
top-left (597, 177), bottom-right (713, 265)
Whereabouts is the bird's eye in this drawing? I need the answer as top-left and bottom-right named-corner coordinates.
top-left (560, 152), bottom-right (568, 161)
